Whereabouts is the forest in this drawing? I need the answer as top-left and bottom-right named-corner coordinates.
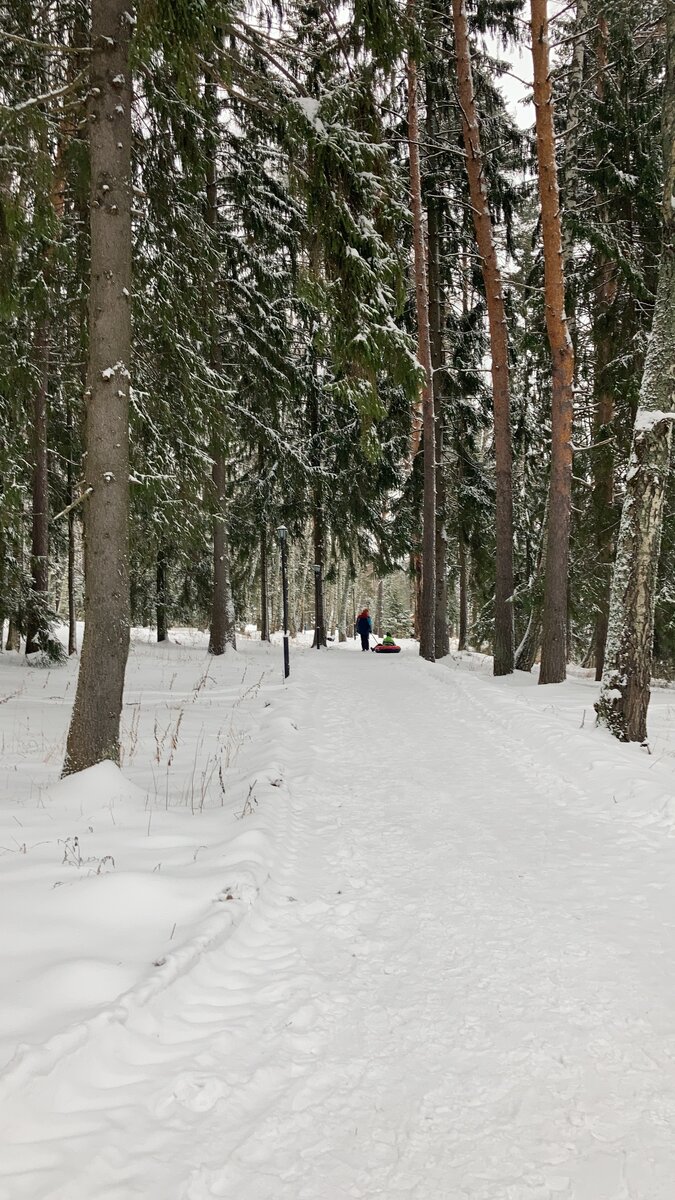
top-left (1, 0), bottom-right (674, 768)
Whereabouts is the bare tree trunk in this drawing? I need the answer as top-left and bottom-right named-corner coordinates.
top-left (561, 0), bottom-right (589, 351)
top-left (596, 6), bottom-right (675, 742)
top-left (66, 401), bottom-right (77, 656)
top-left (297, 535), bottom-right (312, 634)
top-left (407, 14), bottom-right (436, 661)
top-left (426, 64), bottom-right (449, 660)
top-left (63, 0), bottom-right (132, 775)
top-left (452, 0), bottom-right (514, 675)
top-left (592, 273), bottom-right (617, 680)
top-left (260, 525), bottom-right (270, 641)
top-left (374, 578), bottom-right (384, 637)
top-left (531, 0), bottom-right (575, 685)
top-left (208, 450), bottom-right (236, 652)
top-left (26, 320), bottom-right (50, 655)
top-left (6, 618), bottom-right (20, 653)
top-left (338, 566), bottom-right (350, 642)
top-left (591, 15), bottom-right (618, 681)
top-left (156, 547), bottom-right (168, 642)
top-left (458, 537), bottom-right (468, 651)
top-left (205, 55), bottom-right (235, 656)
top-left (515, 502), bottom-right (548, 672)
top-left (411, 551), bottom-right (422, 642)
top-left (311, 502), bottom-right (326, 647)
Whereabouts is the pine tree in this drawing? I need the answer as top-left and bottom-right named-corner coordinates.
top-left (63, 0), bottom-right (133, 774)
top-left (531, 0), bottom-right (575, 685)
top-left (451, 0), bottom-right (514, 676)
top-left (595, 0), bottom-right (675, 743)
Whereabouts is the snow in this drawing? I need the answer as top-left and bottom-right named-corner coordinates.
top-left (295, 96), bottom-right (325, 134)
top-left (100, 362), bottom-right (129, 381)
top-left (3, 632), bottom-right (675, 1195)
top-left (633, 408), bottom-right (675, 431)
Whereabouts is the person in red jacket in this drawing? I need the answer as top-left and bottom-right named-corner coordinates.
top-left (355, 608), bottom-right (372, 651)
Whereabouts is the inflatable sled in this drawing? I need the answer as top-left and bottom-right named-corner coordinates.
top-left (372, 642), bottom-right (401, 654)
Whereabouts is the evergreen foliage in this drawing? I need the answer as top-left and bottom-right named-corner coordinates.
top-left (0, 0), bottom-right (673, 734)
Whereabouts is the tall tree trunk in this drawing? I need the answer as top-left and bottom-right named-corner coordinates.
top-left (531, 0), bottom-right (575, 685)
top-left (208, 452), bottom-right (236, 652)
top-left (458, 537), bottom-right (468, 651)
top-left (260, 526), bottom-right (270, 641)
top-left (297, 536), bottom-right (312, 634)
top-left (426, 64), bottom-right (449, 660)
top-left (66, 399), bottom-right (77, 656)
top-left (411, 551), bottom-right (422, 641)
top-left (591, 14), bottom-right (618, 681)
top-left (310, 375), bottom-right (326, 648)
top-left (596, 7), bottom-right (675, 742)
top-left (26, 320), bottom-right (50, 655)
top-left (205, 56), bottom-right (235, 656)
top-left (156, 547), bottom-right (168, 642)
top-left (407, 13), bottom-right (436, 661)
top-left (338, 567), bottom-right (350, 642)
top-left (452, 0), bottom-right (514, 675)
top-left (63, 0), bottom-right (132, 775)
top-left (561, 0), bottom-right (589, 352)
top-left (311, 500), bottom-right (326, 647)
top-left (591, 266), bottom-right (617, 680)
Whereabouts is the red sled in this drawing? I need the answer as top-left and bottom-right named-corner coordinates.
top-left (372, 642), bottom-right (401, 654)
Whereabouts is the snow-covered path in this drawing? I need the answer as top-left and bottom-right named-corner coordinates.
top-left (4, 643), bottom-right (675, 1198)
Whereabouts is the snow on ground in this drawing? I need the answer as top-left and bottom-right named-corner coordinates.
top-left (2, 630), bottom-right (675, 1197)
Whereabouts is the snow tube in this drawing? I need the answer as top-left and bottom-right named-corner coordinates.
top-left (373, 643), bottom-right (401, 654)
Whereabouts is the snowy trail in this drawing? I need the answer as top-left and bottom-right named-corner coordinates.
top-left (4, 645), bottom-right (675, 1197)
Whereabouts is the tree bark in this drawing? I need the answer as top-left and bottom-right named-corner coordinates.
top-left (337, 566), bottom-right (350, 642)
top-left (156, 547), bottom-right (168, 642)
top-left (515, 501), bottom-right (548, 672)
top-left (516, 510), bottom-right (550, 675)
top-left (531, 0), bottom-right (575, 685)
top-left (596, 4), bottom-right (675, 742)
top-left (452, 0), bottom-right (514, 675)
top-left (591, 263), bottom-right (617, 680)
top-left (6, 619), bottom-right (20, 653)
top-left (407, 15), bottom-right (436, 661)
top-left (561, 0), bottom-right (589, 351)
top-left (26, 319), bottom-right (50, 655)
top-left (260, 526), bottom-right (270, 641)
top-left (458, 536), bottom-right (468, 651)
top-left (310, 374), bottom-right (326, 649)
top-left (426, 65), bottom-right (449, 660)
top-left (591, 15), bottom-right (618, 681)
top-left (208, 451), bottom-right (236, 652)
top-left (63, 0), bottom-right (132, 774)
top-left (66, 399), bottom-right (77, 656)
top-left (374, 578), bottom-right (384, 637)
top-left (411, 551), bottom-right (422, 642)
top-left (311, 502), bottom-right (326, 648)
top-left (205, 55), bottom-right (235, 656)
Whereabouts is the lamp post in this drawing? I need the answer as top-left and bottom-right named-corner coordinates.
top-left (277, 526), bottom-right (290, 679)
top-left (313, 562), bottom-right (322, 649)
